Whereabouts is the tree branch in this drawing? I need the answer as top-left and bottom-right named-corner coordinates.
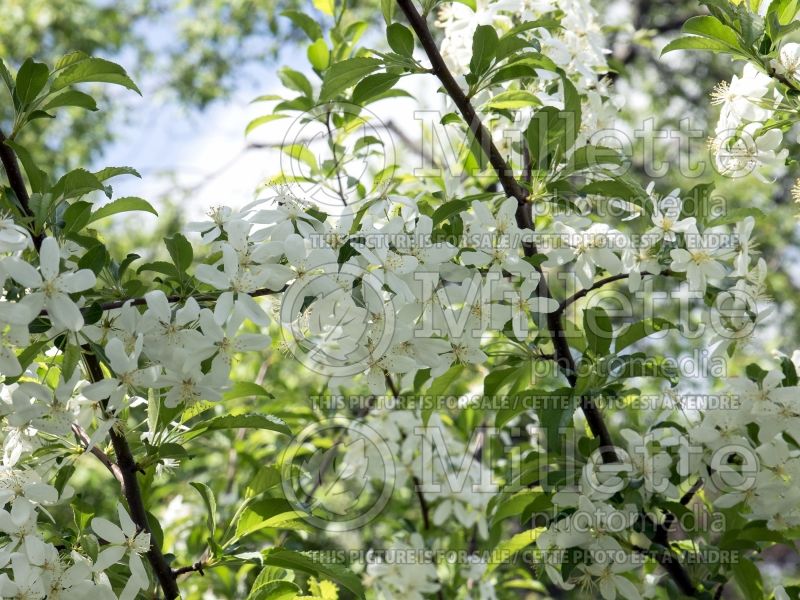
top-left (395, 1), bottom-right (696, 594)
top-left (71, 423), bottom-right (124, 484)
top-left (395, 0), bottom-right (528, 204)
top-left (557, 270), bottom-right (675, 315)
top-left (394, 0), bottom-right (615, 456)
top-left (558, 273), bottom-right (632, 314)
top-left (0, 128), bottom-right (42, 249)
top-left (36, 285), bottom-right (284, 318)
top-left (82, 350), bottom-right (181, 599)
top-left (173, 561), bottom-right (206, 577)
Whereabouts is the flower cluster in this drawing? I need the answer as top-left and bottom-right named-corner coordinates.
top-left (2, 0), bottom-right (800, 597)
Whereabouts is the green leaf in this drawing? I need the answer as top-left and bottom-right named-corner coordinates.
top-left (88, 197), bottom-right (158, 224)
top-left (54, 51), bottom-right (89, 71)
top-left (93, 166), bottom-right (141, 182)
top-left (421, 364), bottom-right (464, 425)
top-left (3, 140), bottom-right (48, 193)
top-left (77, 244), bottom-right (109, 275)
top-left (184, 413), bottom-right (291, 440)
top-left (0, 59), bottom-right (14, 94)
top-left (352, 72), bottom-right (400, 105)
top-left (41, 90), bottom-right (98, 112)
top-left (15, 59), bottom-right (49, 106)
top-left (536, 389), bottom-right (579, 453)
top-left (524, 73), bottom-right (581, 167)
top-left (25, 110), bottom-right (54, 123)
top-left (484, 90), bottom-right (540, 109)
top-left (561, 73), bottom-right (581, 126)
top-left (661, 36), bottom-right (735, 55)
top-left (611, 353), bottom-right (680, 385)
top-left (278, 67), bottom-right (313, 98)
top-left (137, 261), bottom-right (179, 278)
top-left (313, 0), bottom-right (335, 16)
top-left (52, 168), bottom-right (108, 200)
top-left (234, 498), bottom-right (307, 540)
top-left (580, 175), bottom-right (648, 207)
top-left (387, 23), bottom-right (415, 57)
top-left (566, 145), bottom-right (624, 172)
top-left (584, 306), bottom-right (612, 357)
top-left (224, 381), bottom-right (274, 401)
top-left (28, 193), bottom-right (56, 234)
top-left (771, 0), bottom-right (800, 25)
top-left (706, 207), bottom-right (764, 227)
top-left (247, 580), bottom-right (301, 600)
top-left (283, 144), bottom-right (319, 172)
top-left (61, 343), bottom-right (82, 380)
top-left (526, 106), bottom-right (565, 170)
top-left (62, 199), bottom-right (93, 234)
top-left (281, 10), bottom-right (323, 41)
top-left (491, 489), bottom-right (539, 525)
top-left (245, 114), bottom-right (288, 136)
top-left (262, 550), bottom-right (364, 598)
top-left (51, 57), bottom-right (140, 94)
top-left (484, 528), bottom-right (545, 576)
top-left (308, 39), bottom-right (331, 71)
top-left (190, 482), bottom-right (218, 536)
top-left (381, 0), bottom-right (394, 25)
top-left (432, 198), bottom-right (471, 225)
top-left (682, 15), bottom-right (741, 49)
top-left (495, 387), bottom-right (574, 431)
top-left (320, 57), bottom-right (382, 101)
top-left (733, 557), bottom-right (764, 600)
top-left (470, 25), bottom-right (499, 76)
top-left (615, 318), bottom-right (677, 353)
top-left (245, 466), bottom-right (282, 498)
top-left (164, 233), bottom-right (193, 271)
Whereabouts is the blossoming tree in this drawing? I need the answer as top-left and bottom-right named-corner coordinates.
top-left (1, 0), bottom-right (799, 598)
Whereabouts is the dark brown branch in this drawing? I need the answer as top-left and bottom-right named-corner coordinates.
top-left (680, 478), bottom-right (704, 505)
top-left (396, 1), bottom-right (696, 594)
top-left (395, 0), bottom-right (616, 457)
top-left (37, 286), bottom-right (284, 318)
top-left (0, 128), bottom-right (42, 249)
top-left (173, 561), bottom-right (206, 577)
top-left (557, 270), bottom-right (675, 315)
top-left (71, 423), bottom-right (124, 484)
top-left (395, 0), bottom-right (528, 205)
top-left (83, 350), bottom-right (181, 599)
top-left (655, 477), bottom-right (704, 545)
top-left (558, 273), bottom-right (631, 314)
top-left (412, 475), bottom-right (432, 530)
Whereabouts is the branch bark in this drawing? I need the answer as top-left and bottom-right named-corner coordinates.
top-left (395, 0), bottom-right (616, 456)
top-left (82, 350), bottom-right (181, 599)
top-left (0, 129), bottom-right (43, 249)
top-left (394, 1), bottom-right (696, 594)
top-left (71, 423), bottom-right (124, 484)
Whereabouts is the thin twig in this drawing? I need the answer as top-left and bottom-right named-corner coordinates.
top-left (557, 270), bottom-right (676, 315)
top-left (71, 423), bottom-right (124, 484)
top-left (172, 561), bottom-right (206, 577)
top-left (37, 285), bottom-right (284, 317)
